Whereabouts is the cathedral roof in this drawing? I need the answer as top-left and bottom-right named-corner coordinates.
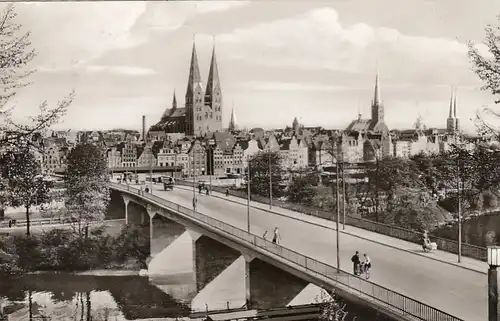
top-left (345, 119), bottom-right (372, 132)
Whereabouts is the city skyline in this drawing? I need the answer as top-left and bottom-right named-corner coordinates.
top-left (9, 0), bottom-right (500, 133)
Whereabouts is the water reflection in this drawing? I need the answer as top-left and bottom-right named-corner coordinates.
top-left (434, 212), bottom-right (500, 247)
top-left (0, 274), bottom-right (191, 321)
top-left (0, 273), bottom-right (396, 321)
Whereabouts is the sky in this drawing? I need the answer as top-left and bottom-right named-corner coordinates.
top-left (9, 0), bottom-right (500, 133)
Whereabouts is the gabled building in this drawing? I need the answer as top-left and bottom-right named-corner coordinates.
top-left (188, 140), bottom-right (207, 176)
top-left (121, 141), bottom-right (137, 168)
top-left (107, 143), bottom-right (123, 168)
top-left (137, 142), bottom-right (157, 168)
top-left (278, 136), bottom-right (309, 170)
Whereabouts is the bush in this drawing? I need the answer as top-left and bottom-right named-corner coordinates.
top-left (0, 223), bottom-right (150, 275)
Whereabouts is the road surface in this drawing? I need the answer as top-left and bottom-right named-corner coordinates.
top-left (128, 183), bottom-right (486, 321)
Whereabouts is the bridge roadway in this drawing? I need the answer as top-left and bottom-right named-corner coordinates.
top-left (127, 183), bottom-right (485, 321)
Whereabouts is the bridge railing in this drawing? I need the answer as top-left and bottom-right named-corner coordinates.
top-left (111, 182), bottom-right (462, 321)
top-left (175, 180), bottom-right (488, 262)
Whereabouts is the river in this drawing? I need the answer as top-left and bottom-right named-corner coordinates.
top-left (0, 273), bottom-right (395, 321)
top-left (434, 211), bottom-right (500, 247)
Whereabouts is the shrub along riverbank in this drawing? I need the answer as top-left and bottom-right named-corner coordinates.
top-left (0, 225), bottom-right (150, 276)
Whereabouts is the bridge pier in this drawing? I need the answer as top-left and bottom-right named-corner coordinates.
top-left (245, 257), bottom-right (308, 310)
top-left (191, 233), bottom-right (241, 292)
top-left (121, 195), bottom-right (131, 225)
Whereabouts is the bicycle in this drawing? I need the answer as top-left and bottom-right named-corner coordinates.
top-left (360, 262), bottom-right (371, 279)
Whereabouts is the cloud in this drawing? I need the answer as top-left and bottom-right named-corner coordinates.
top-left (38, 64), bottom-right (156, 76)
top-left (131, 1), bottom-right (250, 32)
top-left (18, 3), bottom-right (148, 68)
top-left (84, 65), bottom-right (156, 76)
top-left (214, 7), bottom-right (475, 74)
top-left (239, 81), bottom-right (349, 92)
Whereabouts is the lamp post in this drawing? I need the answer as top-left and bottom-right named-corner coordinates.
top-left (208, 145), bottom-right (212, 194)
top-left (488, 246), bottom-right (500, 321)
top-left (335, 156), bottom-right (340, 272)
top-left (247, 160), bottom-right (251, 233)
top-left (341, 150), bottom-right (346, 230)
top-left (269, 152), bottom-right (273, 209)
top-left (456, 152), bottom-right (462, 263)
top-left (148, 138), bottom-right (153, 195)
top-left (193, 148), bottom-right (197, 211)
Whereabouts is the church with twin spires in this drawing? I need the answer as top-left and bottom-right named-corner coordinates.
top-left (150, 40), bottom-right (223, 137)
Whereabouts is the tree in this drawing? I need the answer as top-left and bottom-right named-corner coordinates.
top-left (287, 169), bottom-right (317, 205)
top-left (64, 144), bottom-right (110, 237)
top-left (315, 290), bottom-right (348, 321)
top-left (0, 5), bottom-right (73, 152)
top-left (248, 151), bottom-right (284, 198)
top-left (0, 149), bottom-right (52, 235)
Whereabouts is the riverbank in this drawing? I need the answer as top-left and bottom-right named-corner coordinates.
top-left (0, 223), bottom-right (150, 277)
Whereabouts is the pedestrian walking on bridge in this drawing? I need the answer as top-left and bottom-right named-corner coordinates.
top-left (351, 251), bottom-right (360, 276)
top-left (272, 226), bottom-right (281, 244)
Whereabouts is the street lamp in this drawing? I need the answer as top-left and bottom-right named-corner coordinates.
top-left (192, 147), bottom-right (197, 211)
top-left (247, 160), bottom-right (251, 233)
top-left (335, 155), bottom-right (340, 272)
top-left (208, 144), bottom-right (212, 194)
top-left (488, 246), bottom-right (500, 321)
top-left (148, 137), bottom-right (153, 195)
top-left (269, 152), bottom-right (273, 209)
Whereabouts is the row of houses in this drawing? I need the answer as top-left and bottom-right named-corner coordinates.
top-left (106, 132), bottom-right (309, 177)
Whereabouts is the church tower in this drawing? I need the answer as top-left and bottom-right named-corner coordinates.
top-left (446, 86), bottom-right (456, 133)
top-left (454, 88), bottom-right (460, 132)
top-left (185, 40), bottom-right (205, 136)
top-left (228, 105), bottom-right (237, 132)
top-left (371, 72), bottom-right (384, 124)
top-left (204, 40), bottom-right (223, 133)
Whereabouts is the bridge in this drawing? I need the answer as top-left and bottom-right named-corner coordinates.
top-left (108, 181), bottom-right (482, 321)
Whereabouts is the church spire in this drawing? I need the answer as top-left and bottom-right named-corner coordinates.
top-left (373, 70), bottom-right (381, 106)
top-left (172, 90), bottom-right (177, 110)
top-left (453, 87), bottom-right (457, 118)
top-left (205, 36), bottom-right (221, 107)
top-left (229, 103), bottom-right (237, 132)
top-left (186, 38), bottom-right (202, 98)
top-left (370, 69), bottom-right (384, 124)
top-left (448, 86), bottom-right (454, 118)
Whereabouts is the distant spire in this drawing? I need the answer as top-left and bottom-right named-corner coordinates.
top-left (449, 86), bottom-right (454, 118)
top-left (373, 71), bottom-right (381, 106)
top-left (172, 90), bottom-right (177, 110)
top-left (229, 103), bottom-right (237, 131)
top-left (205, 37), bottom-right (220, 104)
top-left (186, 38), bottom-right (202, 97)
top-left (453, 87), bottom-right (458, 118)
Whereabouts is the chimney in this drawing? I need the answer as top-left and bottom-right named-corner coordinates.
top-left (142, 115), bottom-right (146, 141)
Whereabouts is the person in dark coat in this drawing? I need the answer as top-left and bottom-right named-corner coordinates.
top-left (351, 251), bottom-right (361, 276)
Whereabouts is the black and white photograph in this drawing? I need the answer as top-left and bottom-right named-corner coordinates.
top-left (1, 1), bottom-right (500, 320)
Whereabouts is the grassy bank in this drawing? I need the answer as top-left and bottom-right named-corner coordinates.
top-left (0, 224), bottom-right (150, 276)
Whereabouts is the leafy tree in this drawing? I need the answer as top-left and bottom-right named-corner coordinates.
top-left (0, 149), bottom-right (52, 235)
top-left (0, 5), bottom-right (73, 153)
top-left (362, 157), bottom-right (425, 222)
top-left (287, 169), bottom-right (317, 205)
top-left (65, 144), bottom-right (110, 237)
top-left (248, 151), bottom-right (284, 198)
top-left (315, 290), bottom-right (348, 321)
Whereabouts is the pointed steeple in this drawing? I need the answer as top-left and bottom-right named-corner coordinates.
top-left (448, 86), bottom-right (454, 118)
top-left (373, 71), bottom-right (381, 106)
top-left (172, 90), bottom-right (177, 110)
top-left (205, 36), bottom-right (221, 106)
top-left (186, 39), bottom-right (202, 97)
top-left (453, 87), bottom-right (457, 118)
top-left (229, 104), bottom-right (237, 131)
